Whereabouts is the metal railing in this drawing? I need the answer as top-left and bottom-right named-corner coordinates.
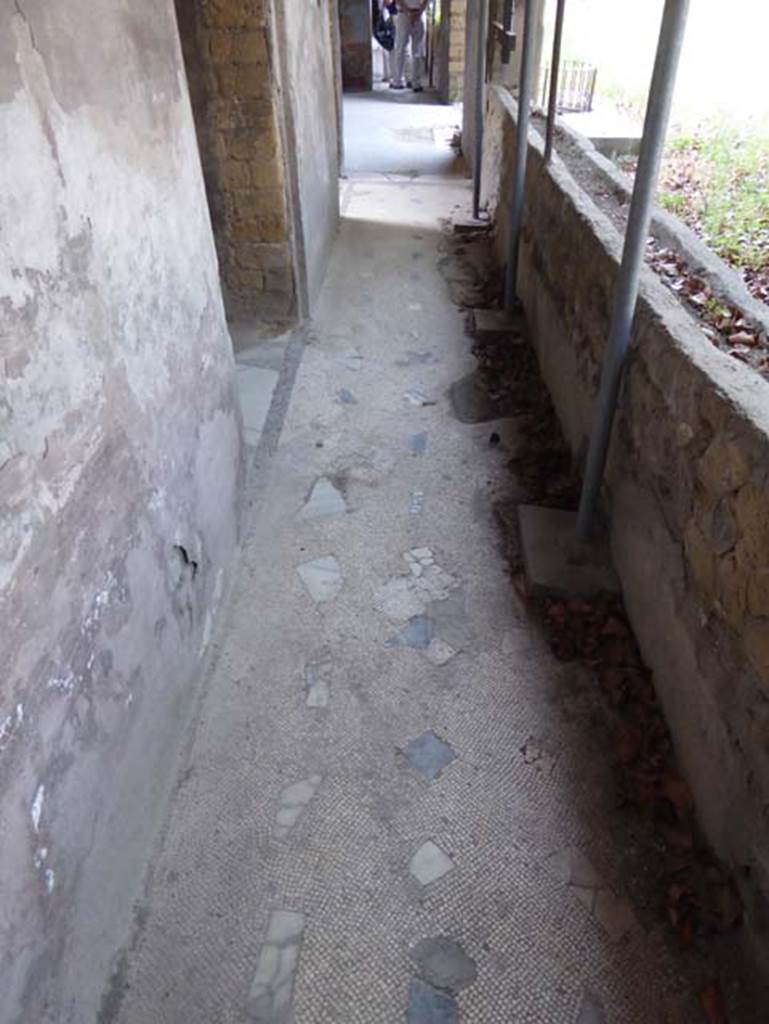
top-left (540, 59), bottom-right (597, 113)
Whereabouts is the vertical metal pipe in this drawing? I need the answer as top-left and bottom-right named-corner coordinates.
top-left (544, 0), bottom-right (567, 164)
top-left (575, 0), bottom-right (690, 541)
top-left (473, 0), bottom-right (490, 219)
top-left (503, 0), bottom-right (537, 312)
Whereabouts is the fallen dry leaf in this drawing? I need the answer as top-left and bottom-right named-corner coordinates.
top-left (659, 821), bottom-right (694, 851)
top-left (700, 980), bottom-right (727, 1024)
top-left (511, 571), bottom-right (530, 603)
top-left (659, 772), bottom-right (694, 821)
top-left (614, 725), bottom-right (643, 764)
top-left (706, 880), bottom-right (743, 932)
top-left (728, 330), bottom-right (758, 347)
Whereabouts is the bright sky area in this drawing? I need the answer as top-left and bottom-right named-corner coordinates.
top-left (545, 0), bottom-right (769, 130)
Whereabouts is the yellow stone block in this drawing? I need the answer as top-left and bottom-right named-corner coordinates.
top-left (231, 31), bottom-right (268, 65)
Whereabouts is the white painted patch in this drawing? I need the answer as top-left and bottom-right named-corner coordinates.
top-left (409, 547), bottom-right (434, 563)
top-left (0, 715), bottom-right (13, 746)
top-left (403, 387), bottom-right (435, 407)
top-left (374, 576), bottom-right (426, 622)
top-left (409, 491), bottom-right (425, 515)
top-left (213, 568), bottom-right (224, 607)
top-left (300, 478), bottom-right (348, 521)
top-left (0, 702), bottom-right (23, 750)
top-left (296, 556), bottom-right (343, 603)
top-left (34, 847), bottom-right (48, 868)
top-left (236, 366), bottom-right (280, 446)
top-left (425, 639), bottom-right (457, 666)
top-left (44, 868), bottom-right (55, 894)
top-left (148, 490), bottom-right (166, 513)
top-left (83, 571), bottom-right (116, 630)
top-left (409, 840), bottom-right (454, 886)
top-left (31, 784), bottom-right (45, 832)
top-left (199, 569), bottom-right (225, 659)
top-left (48, 671), bottom-right (76, 695)
top-left (199, 612), bottom-right (213, 659)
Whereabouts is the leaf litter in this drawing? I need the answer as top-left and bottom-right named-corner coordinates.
top-left (439, 219), bottom-right (752, 1021)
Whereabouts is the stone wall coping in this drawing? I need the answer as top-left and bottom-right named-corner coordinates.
top-left (550, 106), bottom-right (769, 342)
top-left (489, 84), bottom-right (769, 439)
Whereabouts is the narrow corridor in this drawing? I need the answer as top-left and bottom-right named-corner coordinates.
top-left (113, 96), bottom-right (738, 1024)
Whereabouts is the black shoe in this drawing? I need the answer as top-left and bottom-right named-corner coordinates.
top-left (390, 82), bottom-right (406, 90)
top-left (412, 84), bottom-right (424, 93)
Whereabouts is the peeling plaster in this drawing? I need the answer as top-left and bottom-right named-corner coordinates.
top-left (30, 784), bottom-right (44, 832)
top-left (0, 703), bottom-right (23, 750)
top-left (0, 2), bottom-right (243, 1019)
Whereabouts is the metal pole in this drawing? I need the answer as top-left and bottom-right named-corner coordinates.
top-left (544, 0), bottom-right (567, 164)
top-left (575, 0), bottom-right (689, 541)
top-left (503, 0), bottom-right (537, 312)
top-left (472, 0), bottom-right (490, 219)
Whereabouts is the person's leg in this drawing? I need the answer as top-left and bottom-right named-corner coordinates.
top-left (391, 12), bottom-right (409, 88)
top-left (410, 15), bottom-right (426, 90)
top-left (385, 46), bottom-right (395, 83)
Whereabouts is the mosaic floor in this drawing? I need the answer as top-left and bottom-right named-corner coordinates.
top-left (114, 97), bottom-right (750, 1024)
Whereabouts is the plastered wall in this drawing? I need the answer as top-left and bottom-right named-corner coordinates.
top-left (277, 0), bottom-right (341, 307)
top-left (0, 3), bottom-right (243, 1019)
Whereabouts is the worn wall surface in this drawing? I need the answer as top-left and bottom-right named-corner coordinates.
top-left (174, 0), bottom-right (297, 324)
top-left (483, 84), bottom-right (769, 971)
top-left (437, 0), bottom-right (467, 102)
top-left (339, 0), bottom-right (372, 91)
top-left (0, 3), bottom-right (243, 1021)
top-left (277, 0), bottom-right (340, 307)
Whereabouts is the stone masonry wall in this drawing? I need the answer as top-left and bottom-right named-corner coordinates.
top-left (174, 0), bottom-right (296, 322)
top-left (482, 84), bottom-right (769, 971)
top-left (438, 0), bottom-right (467, 102)
top-left (449, 0), bottom-right (467, 100)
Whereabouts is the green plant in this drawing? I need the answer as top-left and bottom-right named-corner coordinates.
top-left (660, 192), bottom-right (686, 214)
top-left (658, 125), bottom-right (769, 272)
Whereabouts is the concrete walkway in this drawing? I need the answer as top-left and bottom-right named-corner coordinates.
top-left (114, 94), bottom-right (740, 1024)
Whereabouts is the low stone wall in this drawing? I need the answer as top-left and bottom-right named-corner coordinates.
top-left (483, 84), bottom-right (769, 967)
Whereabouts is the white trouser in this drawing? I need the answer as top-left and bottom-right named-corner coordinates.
top-left (375, 43), bottom-right (395, 81)
top-left (393, 11), bottom-right (425, 87)
top-left (384, 46), bottom-right (395, 81)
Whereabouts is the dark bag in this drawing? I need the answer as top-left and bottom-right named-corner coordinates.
top-left (372, 3), bottom-right (396, 51)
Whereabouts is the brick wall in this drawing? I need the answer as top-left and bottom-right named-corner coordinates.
top-left (447, 0), bottom-right (466, 101)
top-left (437, 0), bottom-right (466, 102)
top-left (175, 0), bottom-right (296, 321)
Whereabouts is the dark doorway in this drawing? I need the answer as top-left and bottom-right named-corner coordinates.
top-left (339, 0), bottom-right (373, 90)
